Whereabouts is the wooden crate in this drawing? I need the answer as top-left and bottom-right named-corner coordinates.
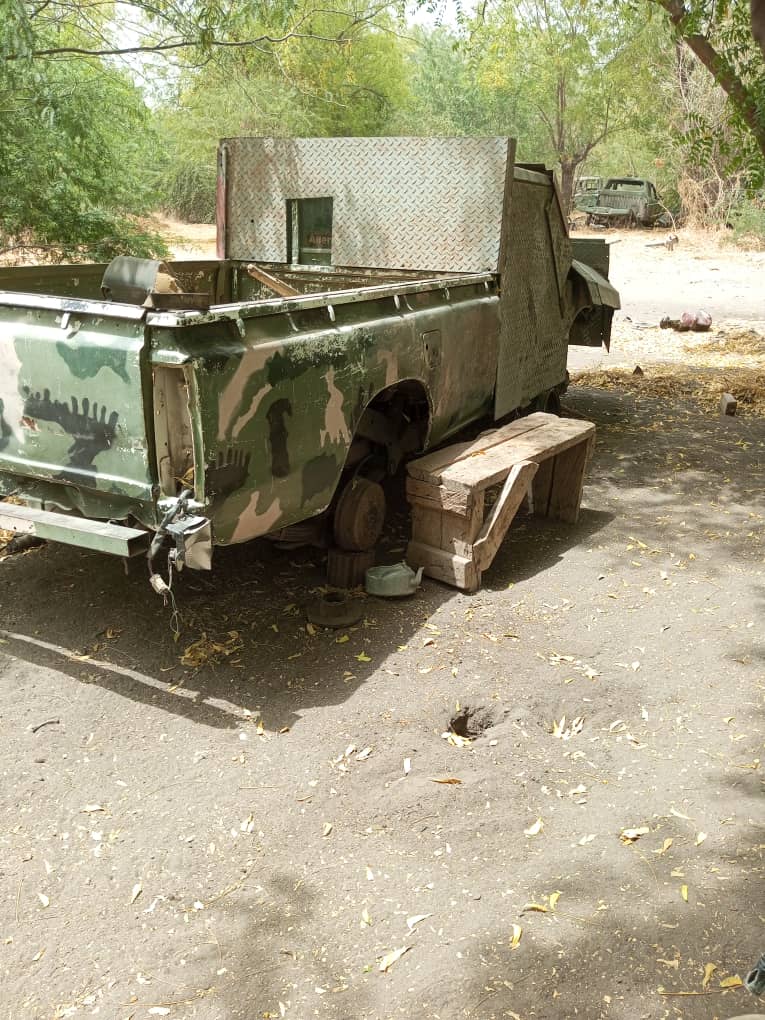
top-left (405, 413), bottom-right (595, 592)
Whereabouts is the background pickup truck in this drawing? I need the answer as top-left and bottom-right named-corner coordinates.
top-left (0, 136), bottom-right (619, 578)
top-left (588, 178), bottom-right (664, 227)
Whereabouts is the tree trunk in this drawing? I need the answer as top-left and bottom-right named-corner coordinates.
top-left (653, 0), bottom-right (765, 161)
top-left (558, 158), bottom-right (578, 218)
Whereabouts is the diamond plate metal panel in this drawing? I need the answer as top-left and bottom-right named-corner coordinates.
top-left (222, 137), bottom-right (512, 273)
top-left (494, 172), bottom-right (570, 418)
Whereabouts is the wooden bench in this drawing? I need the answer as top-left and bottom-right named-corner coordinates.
top-left (405, 412), bottom-right (595, 592)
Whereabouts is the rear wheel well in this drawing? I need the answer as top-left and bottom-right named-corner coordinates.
top-left (346, 379), bottom-right (432, 476)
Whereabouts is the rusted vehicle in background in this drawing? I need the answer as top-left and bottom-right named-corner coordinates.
top-left (573, 176), bottom-right (603, 215)
top-left (0, 137), bottom-right (618, 589)
top-left (588, 177), bottom-right (664, 227)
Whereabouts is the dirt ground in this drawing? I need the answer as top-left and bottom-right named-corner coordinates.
top-left (1, 226), bottom-right (764, 1020)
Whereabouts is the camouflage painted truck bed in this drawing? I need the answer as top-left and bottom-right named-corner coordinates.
top-left (0, 137), bottom-right (618, 569)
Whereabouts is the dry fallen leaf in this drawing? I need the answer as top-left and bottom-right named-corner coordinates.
top-left (355, 652), bottom-right (371, 663)
top-left (702, 962), bottom-right (717, 988)
top-left (680, 884), bottom-right (689, 902)
top-left (379, 946), bottom-right (411, 972)
top-left (549, 891), bottom-right (561, 911)
top-left (361, 907), bottom-right (372, 927)
top-left (524, 818), bottom-right (544, 837)
top-left (429, 777), bottom-right (462, 785)
top-left (322, 822), bottom-right (333, 837)
top-left (130, 882), bottom-right (142, 904)
top-left (355, 747), bottom-right (372, 761)
top-left (551, 715), bottom-right (584, 740)
top-left (510, 923), bottom-right (522, 949)
top-left (521, 902), bottom-right (548, 914)
top-left (620, 826), bottom-right (649, 844)
top-left (442, 731), bottom-right (471, 748)
top-left (81, 804), bottom-right (105, 814)
top-left (695, 831), bottom-right (707, 846)
top-left (37, 893), bottom-right (49, 908)
top-left (578, 834), bottom-right (596, 845)
top-left (653, 838), bottom-right (673, 855)
top-left (719, 974), bottom-right (743, 989)
top-left (406, 913), bottom-right (432, 930)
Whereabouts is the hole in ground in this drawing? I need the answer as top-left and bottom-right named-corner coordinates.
top-left (447, 702), bottom-right (502, 739)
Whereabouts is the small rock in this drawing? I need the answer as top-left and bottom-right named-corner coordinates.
top-left (720, 393), bottom-right (737, 416)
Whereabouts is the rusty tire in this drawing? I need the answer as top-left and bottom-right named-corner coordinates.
top-left (333, 476), bottom-right (386, 551)
top-left (532, 388), bottom-right (562, 415)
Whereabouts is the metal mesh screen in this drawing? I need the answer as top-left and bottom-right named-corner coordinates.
top-left (494, 174), bottom-right (570, 416)
top-left (222, 137), bottom-right (512, 273)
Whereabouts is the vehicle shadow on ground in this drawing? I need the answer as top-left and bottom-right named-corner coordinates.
top-left (0, 502), bottom-right (614, 735)
top-left (1, 383), bottom-right (761, 734)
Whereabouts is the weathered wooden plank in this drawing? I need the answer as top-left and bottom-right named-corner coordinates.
top-left (530, 455), bottom-right (554, 516)
top-left (406, 540), bottom-right (479, 591)
top-left (406, 477), bottom-right (474, 515)
top-left (439, 494), bottom-right (485, 557)
top-left (441, 420), bottom-right (594, 490)
top-left (245, 263), bottom-right (300, 297)
top-left (410, 504), bottom-right (444, 549)
top-left (547, 436), bottom-right (594, 523)
top-left (407, 413), bottom-right (554, 483)
top-left (473, 460), bottom-right (538, 571)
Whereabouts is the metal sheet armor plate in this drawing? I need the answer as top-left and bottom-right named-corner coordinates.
top-left (222, 136), bottom-right (511, 273)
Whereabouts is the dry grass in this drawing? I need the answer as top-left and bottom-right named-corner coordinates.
top-left (684, 326), bottom-right (765, 358)
top-left (572, 365), bottom-right (765, 416)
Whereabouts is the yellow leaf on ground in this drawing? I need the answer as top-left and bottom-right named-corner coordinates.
top-left (680, 884), bottom-right (688, 902)
top-left (510, 923), bottom-right (522, 949)
top-left (379, 946), bottom-right (411, 972)
top-left (702, 962), bottom-right (717, 988)
top-left (524, 818), bottom-right (544, 837)
top-left (719, 974), bottom-right (743, 989)
top-left (356, 652), bottom-right (371, 662)
top-left (520, 903), bottom-right (548, 913)
top-left (429, 777), bottom-right (462, 785)
top-left (653, 838), bottom-right (673, 855)
top-left (549, 891), bottom-right (561, 911)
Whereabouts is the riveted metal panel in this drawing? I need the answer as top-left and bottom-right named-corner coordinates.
top-left (494, 171), bottom-right (570, 418)
top-left (222, 136), bottom-right (512, 273)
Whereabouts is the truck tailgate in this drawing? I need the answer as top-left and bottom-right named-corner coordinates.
top-left (0, 297), bottom-right (155, 503)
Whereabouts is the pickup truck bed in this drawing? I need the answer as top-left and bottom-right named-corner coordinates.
top-left (0, 137), bottom-right (618, 572)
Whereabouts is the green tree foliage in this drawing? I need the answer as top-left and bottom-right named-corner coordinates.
top-left (466, 0), bottom-right (657, 213)
top-left (158, 1), bottom-right (410, 221)
top-left (647, 0), bottom-right (765, 166)
top-left (0, 5), bottom-right (168, 258)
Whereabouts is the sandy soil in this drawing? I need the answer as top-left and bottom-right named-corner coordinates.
top-left (568, 227), bottom-right (765, 374)
top-left (159, 217), bottom-right (218, 261)
top-left (1, 222), bottom-right (764, 1020)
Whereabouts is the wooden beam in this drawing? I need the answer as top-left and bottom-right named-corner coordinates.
top-left (245, 263), bottom-right (300, 298)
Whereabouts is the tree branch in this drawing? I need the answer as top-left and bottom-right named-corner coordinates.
top-left (652, 0), bottom-right (765, 157)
